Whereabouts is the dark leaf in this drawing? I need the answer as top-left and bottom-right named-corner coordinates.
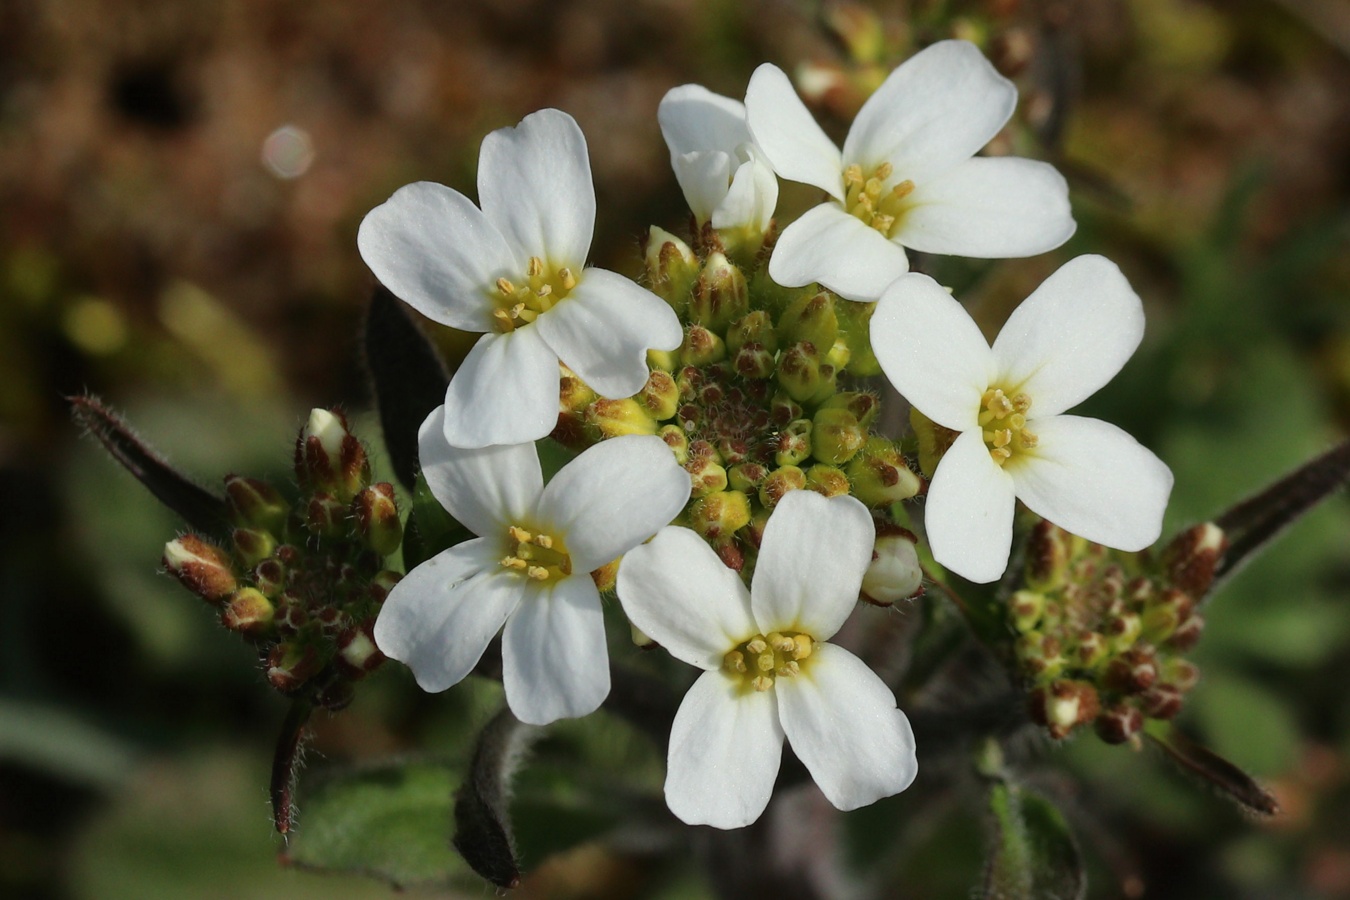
top-left (983, 782), bottom-right (1086, 900)
top-left (362, 285), bottom-right (449, 492)
top-left (69, 394), bottom-right (228, 536)
top-left (1146, 723), bottom-right (1280, 816)
top-left (270, 699), bottom-right (312, 834)
top-left (453, 705), bottom-right (540, 889)
top-left (401, 470), bottom-right (473, 570)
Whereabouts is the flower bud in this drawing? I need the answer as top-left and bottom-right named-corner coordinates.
top-left (221, 587), bottom-right (275, 636)
top-left (1024, 520), bottom-right (1073, 591)
top-left (232, 527), bottom-right (277, 569)
top-left (296, 408), bottom-right (369, 501)
top-left (821, 391), bottom-right (878, 428)
top-left (267, 641), bottom-right (321, 693)
top-left (1094, 702), bottom-right (1144, 744)
top-left (1010, 590), bottom-right (1044, 632)
top-left (353, 483), bottom-right (403, 557)
top-left (779, 291), bottom-right (838, 351)
top-left (163, 534), bottom-right (237, 604)
top-left (305, 492), bottom-right (348, 537)
top-left (223, 475), bottom-right (289, 534)
top-left (909, 407), bottom-right (959, 478)
top-left (685, 442), bottom-right (728, 498)
top-left (337, 621), bottom-right (385, 679)
top-left (1103, 611), bottom-right (1142, 653)
top-left (1016, 631), bottom-right (1065, 682)
top-left (1104, 647), bottom-right (1158, 695)
top-left (726, 311), bottom-right (778, 356)
top-left (680, 325), bottom-right (726, 367)
top-left (774, 419), bottom-right (812, 467)
top-left (1160, 522), bottom-right (1227, 598)
top-left (846, 438), bottom-right (921, 506)
top-left (728, 462), bottom-right (769, 493)
top-left (1033, 680), bottom-right (1099, 740)
top-left (1165, 613), bottom-right (1205, 651)
top-left (589, 558), bottom-right (620, 594)
top-left (759, 465), bottom-right (805, 509)
top-left (690, 490), bottom-right (752, 541)
top-left (1141, 683), bottom-right (1185, 720)
top-left (811, 407), bottom-right (865, 465)
top-left (1141, 588), bottom-right (1193, 643)
top-left (733, 342), bottom-right (777, 380)
top-left (587, 398), bottom-right (658, 438)
top-left (658, 424), bottom-right (690, 464)
top-left (862, 533), bottom-right (923, 605)
top-left (274, 591), bottom-right (309, 634)
top-left (805, 464), bottom-right (850, 497)
top-left (252, 557), bottom-right (286, 597)
top-left (369, 569), bottom-right (402, 604)
top-left (689, 252), bottom-right (749, 332)
top-left (776, 342), bottom-right (824, 403)
top-left (1161, 658), bottom-right (1201, 692)
top-left (643, 226), bottom-right (699, 314)
top-left (559, 365), bottom-right (598, 414)
top-left (636, 370), bottom-right (680, 422)
top-left (1073, 630), bottom-right (1109, 669)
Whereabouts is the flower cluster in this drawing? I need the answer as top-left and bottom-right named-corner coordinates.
top-left (356, 40), bottom-right (1174, 830)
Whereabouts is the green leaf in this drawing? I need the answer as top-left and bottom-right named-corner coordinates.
top-left (983, 783), bottom-right (1085, 900)
top-left (1145, 720), bottom-right (1280, 814)
top-left (285, 760), bottom-right (470, 888)
top-left (452, 706), bottom-right (540, 888)
top-left (400, 469), bottom-right (472, 570)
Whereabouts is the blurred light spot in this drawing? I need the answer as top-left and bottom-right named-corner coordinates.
top-left (158, 281), bottom-right (281, 397)
top-left (261, 125), bottom-right (315, 179)
top-left (64, 297), bottom-right (128, 355)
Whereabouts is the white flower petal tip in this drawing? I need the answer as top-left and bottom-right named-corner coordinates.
top-left (358, 110), bottom-right (678, 449)
top-left (618, 495), bottom-right (914, 827)
top-left (875, 256), bottom-right (1169, 583)
top-left (749, 41), bottom-right (1075, 294)
top-left (387, 426), bottom-right (690, 724)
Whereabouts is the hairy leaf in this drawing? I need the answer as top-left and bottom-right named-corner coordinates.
top-left (453, 705), bottom-right (540, 888)
top-left (400, 470), bottom-right (473, 570)
top-left (983, 783), bottom-right (1085, 900)
top-left (1146, 722), bottom-right (1279, 816)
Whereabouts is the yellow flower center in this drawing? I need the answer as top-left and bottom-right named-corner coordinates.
top-left (843, 162), bottom-right (915, 239)
top-left (490, 256), bottom-right (577, 333)
top-left (500, 524), bottom-right (572, 582)
top-left (979, 388), bottom-right (1038, 466)
top-left (722, 631), bottom-right (815, 693)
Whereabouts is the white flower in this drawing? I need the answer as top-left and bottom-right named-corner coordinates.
top-left (658, 85), bottom-right (778, 233)
top-left (616, 490), bottom-right (917, 829)
top-left (744, 40), bottom-right (1075, 302)
top-left (373, 407), bottom-right (692, 725)
top-left (357, 109), bottom-right (684, 449)
top-left (870, 255), bottom-right (1174, 584)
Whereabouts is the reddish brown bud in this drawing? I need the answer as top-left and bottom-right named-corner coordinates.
top-left (163, 534), bottom-right (237, 604)
top-left (221, 587), bottom-right (275, 636)
top-left (267, 642), bottom-right (320, 693)
top-left (1166, 614), bottom-right (1205, 651)
top-left (1104, 648), bottom-right (1158, 694)
top-left (1141, 683), bottom-right (1185, 720)
top-left (337, 621), bottom-right (385, 678)
top-left (1095, 703), bottom-right (1144, 744)
top-left (353, 482), bottom-right (403, 556)
top-left (223, 475), bottom-right (289, 533)
top-left (1161, 522), bottom-right (1228, 598)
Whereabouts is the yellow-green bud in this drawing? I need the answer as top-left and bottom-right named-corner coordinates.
top-left (647, 347), bottom-right (678, 372)
top-left (909, 407), bottom-right (958, 479)
top-left (805, 464), bottom-right (850, 497)
top-left (774, 419), bottom-right (812, 467)
top-left (845, 438), bottom-right (920, 507)
top-left (659, 424), bottom-right (690, 464)
top-left (587, 398), bottom-right (658, 438)
top-left (779, 291), bottom-right (838, 350)
top-left (643, 226), bottom-right (699, 315)
top-left (728, 462), bottom-right (769, 493)
top-left (337, 622), bottom-right (386, 678)
top-left (759, 465), bottom-right (805, 509)
top-left (733, 343), bottom-right (777, 380)
top-left (689, 252), bottom-right (749, 332)
top-left (1010, 590), bottom-right (1045, 633)
top-left (680, 325), bottom-right (726, 367)
top-left (266, 641), bottom-right (320, 693)
top-left (690, 490), bottom-right (752, 541)
top-left (686, 442), bottom-right (728, 498)
top-left (353, 482), bottom-right (403, 557)
top-left (232, 527), bottom-right (277, 569)
top-left (559, 365), bottom-right (598, 413)
top-left (1024, 520), bottom-right (1073, 591)
top-left (727, 311), bottom-right (778, 356)
top-left (222, 587), bottom-right (275, 636)
top-left (776, 342), bottom-right (823, 403)
top-left (637, 370), bottom-right (680, 421)
top-left (821, 391), bottom-right (878, 428)
top-left (811, 407), bottom-right (865, 465)
top-left (824, 337), bottom-right (851, 371)
top-left (223, 475), bottom-right (289, 534)
top-left (770, 392), bottom-right (803, 426)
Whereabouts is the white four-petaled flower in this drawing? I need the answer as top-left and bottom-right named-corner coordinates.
top-left (617, 490), bottom-right (917, 829)
top-left (658, 85), bottom-right (778, 234)
top-left (357, 109), bottom-right (684, 449)
top-left (871, 254), bottom-right (1174, 583)
top-left (373, 406), bottom-right (691, 725)
top-left (744, 40), bottom-right (1075, 301)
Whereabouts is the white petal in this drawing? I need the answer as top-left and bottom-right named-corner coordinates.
top-left (665, 670), bottom-right (783, 829)
top-left (769, 204), bottom-right (909, 302)
top-left (1010, 415), bottom-right (1173, 552)
top-left (417, 405), bottom-right (543, 536)
top-left (776, 643), bottom-right (917, 811)
top-left (991, 255), bottom-right (1144, 417)
top-left (534, 268), bottom-right (684, 399)
top-left (659, 84), bottom-right (751, 157)
top-left (925, 429), bottom-right (1016, 583)
top-left (477, 109), bottom-right (595, 267)
top-left (374, 539), bottom-right (521, 692)
top-left (672, 150), bottom-right (734, 223)
top-left (537, 434), bottom-right (691, 572)
top-left (744, 63), bottom-right (844, 199)
top-left (750, 492), bottom-right (874, 640)
top-left (501, 575), bottom-right (610, 725)
top-left (843, 40), bottom-right (1015, 183)
top-left (357, 181), bottom-right (520, 331)
top-left (617, 526), bottom-right (758, 670)
top-left (442, 328), bottom-right (560, 449)
top-left (711, 150), bottom-right (778, 232)
top-left (899, 157), bottom-right (1075, 258)
top-left (872, 273), bottom-right (994, 431)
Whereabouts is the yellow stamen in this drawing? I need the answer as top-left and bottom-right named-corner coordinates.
top-left (979, 388), bottom-right (1037, 466)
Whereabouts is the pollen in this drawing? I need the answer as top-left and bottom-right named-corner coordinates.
top-left (500, 523), bottom-right (572, 582)
top-left (844, 162), bottom-right (915, 238)
top-left (979, 388), bottom-right (1038, 465)
top-left (722, 630), bottom-right (816, 692)
top-left (489, 256), bottom-right (578, 333)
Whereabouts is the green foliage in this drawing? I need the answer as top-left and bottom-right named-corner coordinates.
top-left (983, 783), bottom-right (1085, 900)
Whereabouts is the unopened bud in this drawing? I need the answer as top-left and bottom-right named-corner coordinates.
top-left (643, 226), bottom-right (699, 314)
top-left (337, 621), bottom-right (385, 678)
top-left (1161, 522), bottom-right (1227, 598)
top-left (1104, 611), bottom-right (1142, 652)
top-left (1104, 648), bottom-right (1158, 694)
top-left (1024, 520), bottom-right (1073, 591)
top-left (1035, 680), bottom-right (1099, 740)
top-left (779, 291), bottom-right (838, 351)
top-left (163, 534), bottom-right (237, 604)
top-left (821, 391), bottom-right (878, 428)
top-left (587, 398), bottom-right (657, 439)
top-left (1166, 613), bottom-right (1205, 651)
top-left (690, 490), bottom-right (752, 541)
top-left (353, 482), bottom-right (403, 556)
top-left (590, 558), bottom-right (620, 594)
top-left (862, 533), bottom-right (923, 606)
top-left (559, 365), bottom-right (598, 414)
top-left (232, 527), bottom-right (277, 568)
top-left (1141, 588), bottom-right (1193, 643)
top-left (658, 424), bottom-right (690, 464)
top-left (369, 569), bottom-right (402, 604)
top-left (770, 391), bottom-right (803, 426)
top-left (811, 407), bottom-right (865, 465)
top-left (776, 342), bottom-right (823, 403)
top-left (774, 419), bottom-right (813, 467)
top-left (759, 465), bottom-right (806, 509)
top-left (637, 370), bottom-right (680, 421)
top-left (1016, 631), bottom-right (1065, 681)
top-left (1010, 590), bottom-right (1044, 632)
top-left (267, 641), bottom-right (321, 693)
top-left (1095, 702), bottom-right (1144, 745)
top-left (689, 252), bottom-right (749, 332)
top-left (846, 438), bottom-right (920, 506)
top-left (1141, 683), bottom-right (1185, 720)
top-left (685, 442), bottom-right (728, 497)
top-left (728, 462), bottom-right (768, 493)
top-left (1074, 630), bottom-right (1109, 669)
top-left (1161, 658), bottom-right (1201, 692)
top-left (252, 557), bottom-right (286, 597)
top-left (305, 492), bottom-right (347, 537)
top-left (909, 407), bottom-right (959, 478)
top-left (296, 408), bottom-right (369, 501)
top-left (805, 464), bottom-right (850, 497)
top-left (224, 475), bottom-right (289, 534)
top-left (221, 587), bottom-right (274, 635)
top-left (733, 342), bottom-right (777, 379)
top-left (726, 311), bottom-right (778, 356)
top-left (680, 325), bottom-right (726, 367)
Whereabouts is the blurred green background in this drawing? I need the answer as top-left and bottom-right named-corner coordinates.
top-left (2, 0), bottom-right (1349, 897)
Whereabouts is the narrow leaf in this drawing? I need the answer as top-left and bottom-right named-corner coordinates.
top-left (1146, 723), bottom-right (1280, 816)
top-left (983, 783), bottom-right (1086, 900)
top-left (362, 286), bottom-right (449, 492)
top-left (401, 470), bottom-right (473, 570)
top-left (1211, 439), bottom-right (1350, 589)
top-left (453, 705), bottom-right (540, 889)
top-left (271, 699), bottom-right (312, 834)
top-left (69, 394), bottom-right (227, 535)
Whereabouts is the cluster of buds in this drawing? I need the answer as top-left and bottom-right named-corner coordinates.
top-left (162, 409), bottom-right (402, 711)
top-left (1015, 520), bottom-right (1228, 743)
top-left (553, 225), bottom-right (923, 585)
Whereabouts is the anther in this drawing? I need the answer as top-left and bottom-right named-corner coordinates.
top-left (559, 268), bottom-right (577, 290)
top-left (792, 634), bottom-right (813, 659)
top-left (527, 257), bottom-right (544, 277)
top-left (752, 675), bottom-right (773, 692)
top-left (891, 179), bottom-right (915, 200)
top-left (532, 534), bottom-right (553, 549)
top-left (746, 637), bottom-right (767, 655)
top-left (509, 526), bottom-right (533, 543)
top-left (502, 557), bottom-right (527, 570)
top-left (756, 651), bottom-right (775, 672)
top-left (527, 566), bottom-right (549, 581)
top-left (777, 661), bottom-right (800, 678)
top-left (496, 278), bottom-right (516, 296)
top-left (875, 162), bottom-right (894, 180)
